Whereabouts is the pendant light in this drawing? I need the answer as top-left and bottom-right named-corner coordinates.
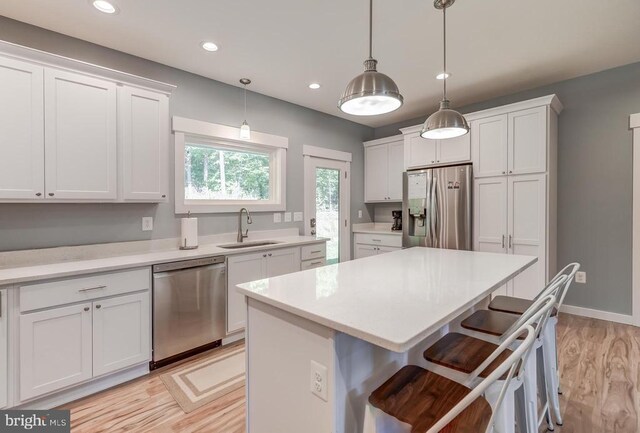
top-left (338, 0), bottom-right (403, 116)
top-left (239, 78), bottom-right (251, 140)
top-left (420, 0), bottom-right (469, 139)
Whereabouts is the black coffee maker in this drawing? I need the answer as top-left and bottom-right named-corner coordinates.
top-left (391, 210), bottom-right (402, 231)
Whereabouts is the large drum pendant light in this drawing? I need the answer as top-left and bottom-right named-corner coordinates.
top-left (421, 0), bottom-right (469, 139)
top-left (338, 0), bottom-right (403, 116)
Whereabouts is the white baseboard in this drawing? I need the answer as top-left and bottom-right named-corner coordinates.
top-left (561, 304), bottom-right (636, 326)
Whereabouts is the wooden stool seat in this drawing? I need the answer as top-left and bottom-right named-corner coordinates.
top-left (423, 333), bottom-right (514, 379)
top-left (489, 295), bottom-right (558, 317)
top-left (461, 310), bottom-right (523, 339)
top-left (369, 365), bottom-right (492, 433)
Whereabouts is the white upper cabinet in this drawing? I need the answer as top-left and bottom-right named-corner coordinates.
top-left (471, 114), bottom-right (508, 177)
top-left (402, 129), bottom-right (470, 169)
top-left (0, 57), bottom-right (44, 200)
top-left (405, 133), bottom-right (437, 169)
top-left (508, 106), bottom-right (547, 175)
top-left (471, 105), bottom-right (548, 178)
top-left (44, 68), bottom-right (117, 200)
top-left (364, 136), bottom-right (404, 202)
top-left (118, 86), bottom-right (169, 201)
top-left (0, 43), bottom-right (174, 203)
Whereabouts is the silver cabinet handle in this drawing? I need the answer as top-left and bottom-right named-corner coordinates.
top-left (371, 239), bottom-right (382, 242)
top-left (509, 170), bottom-right (513, 174)
top-left (502, 235), bottom-right (505, 249)
top-left (509, 235), bottom-right (513, 249)
top-left (78, 285), bottom-right (106, 293)
top-left (262, 254), bottom-right (267, 258)
top-left (310, 261), bottom-right (323, 265)
top-left (48, 192), bottom-right (55, 197)
top-left (162, 194), bottom-right (166, 198)
top-left (310, 250), bottom-right (322, 254)
top-left (35, 192), bottom-right (42, 197)
top-left (268, 253), bottom-right (272, 257)
top-left (95, 304), bottom-right (101, 309)
top-left (84, 307), bottom-right (90, 312)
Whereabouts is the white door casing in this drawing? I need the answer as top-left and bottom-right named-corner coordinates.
top-left (631, 113), bottom-right (640, 326)
top-left (303, 145), bottom-right (351, 262)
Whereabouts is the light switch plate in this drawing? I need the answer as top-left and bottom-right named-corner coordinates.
top-left (575, 271), bottom-right (586, 284)
top-left (293, 212), bottom-right (303, 222)
top-left (284, 212), bottom-right (292, 222)
top-left (142, 217), bottom-right (153, 231)
top-left (273, 213), bottom-right (282, 223)
top-left (358, 210), bottom-right (363, 218)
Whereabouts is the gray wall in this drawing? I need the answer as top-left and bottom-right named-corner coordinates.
top-left (374, 62), bottom-right (640, 315)
top-left (0, 17), bottom-right (374, 252)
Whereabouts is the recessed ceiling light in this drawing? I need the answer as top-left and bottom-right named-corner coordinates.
top-left (309, 83), bottom-right (321, 90)
top-left (201, 41), bottom-right (219, 52)
top-left (436, 72), bottom-right (450, 80)
top-left (92, 0), bottom-right (118, 14)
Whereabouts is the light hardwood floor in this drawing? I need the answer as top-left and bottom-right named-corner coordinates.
top-left (60, 314), bottom-right (639, 433)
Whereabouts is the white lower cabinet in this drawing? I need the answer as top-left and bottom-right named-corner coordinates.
top-left (227, 246), bottom-right (303, 334)
top-left (20, 303), bottom-right (93, 401)
top-left (0, 289), bottom-right (8, 408)
top-left (18, 269), bottom-right (151, 402)
top-left (353, 233), bottom-right (402, 259)
top-left (92, 292), bottom-right (150, 377)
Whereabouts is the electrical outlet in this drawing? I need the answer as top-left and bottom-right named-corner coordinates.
top-left (358, 210), bottom-right (363, 218)
top-left (273, 213), bottom-right (282, 223)
top-left (575, 271), bottom-right (586, 284)
top-left (310, 360), bottom-right (328, 401)
top-left (293, 212), bottom-right (303, 222)
top-left (142, 217), bottom-right (153, 231)
top-left (284, 212), bottom-right (292, 222)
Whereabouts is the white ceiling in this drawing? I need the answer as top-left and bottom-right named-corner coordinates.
top-left (1, 0), bottom-right (639, 127)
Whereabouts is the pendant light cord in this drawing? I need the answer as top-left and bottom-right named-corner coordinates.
top-left (243, 85), bottom-right (247, 121)
top-left (443, 1), bottom-right (447, 101)
top-left (369, 0), bottom-right (373, 59)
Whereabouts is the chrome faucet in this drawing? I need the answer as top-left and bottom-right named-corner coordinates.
top-left (237, 208), bottom-right (252, 242)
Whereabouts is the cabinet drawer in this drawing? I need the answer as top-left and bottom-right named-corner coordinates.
top-left (301, 258), bottom-right (326, 270)
top-left (20, 268), bottom-right (150, 313)
top-left (353, 233), bottom-right (402, 248)
top-left (301, 243), bottom-right (326, 261)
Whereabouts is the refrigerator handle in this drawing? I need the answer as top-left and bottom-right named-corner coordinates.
top-left (430, 176), bottom-right (438, 246)
top-left (502, 235), bottom-right (505, 249)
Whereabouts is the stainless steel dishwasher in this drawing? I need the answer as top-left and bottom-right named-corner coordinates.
top-left (151, 256), bottom-right (226, 368)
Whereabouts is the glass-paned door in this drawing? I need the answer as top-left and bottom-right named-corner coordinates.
top-left (304, 155), bottom-right (350, 263)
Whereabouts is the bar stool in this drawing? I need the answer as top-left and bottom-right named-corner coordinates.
top-left (364, 323), bottom-right (537, 433)
top-left (423, 282), bottom-right (563, 433)
top-left (487, 262), bottom-right (580, 425)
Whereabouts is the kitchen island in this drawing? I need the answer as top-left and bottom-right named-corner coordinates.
top-left (237, 247), bottom-right (536, 433)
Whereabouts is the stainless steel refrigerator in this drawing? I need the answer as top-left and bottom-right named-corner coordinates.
top-left (402, 164), bottom-right (472, 250)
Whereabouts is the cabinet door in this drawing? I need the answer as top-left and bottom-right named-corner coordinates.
top-left (227, 252), bottom-right (266, 334)
top-left (377, 246), bottom-right (401, 255)
top-left (118, 86), bottom-right (169, 201)
top-left (265, 247), bottom-right (301, 278)
top-left (508, 106), bottom-right (547, 175)
top-left (0, 57), bottom-right (44, 200)
top-left (387, 140), bottom-right (405, 201)
top-left (354, 244), bottom-right (378, 259)
top-left (20, 303), bottom-right (93, 401)
top-left (508, 174), bottom-right (547, 300)
top-left (44, 68), bottom-right (117, 200)
top-left (471, 115), bottom-right (508, 177)
top-left (92, 292), bottom-right (150, 377)
top-left (365, 144), bottom-right (389, 202)
top-left (437, 133), bottom-right (471, 165)
top-left (0, 290), bottom-right (7, 409)
top-left (473, 177), bottom-right (508, 254)
top-left (405, 133), bottom-right (437, 169)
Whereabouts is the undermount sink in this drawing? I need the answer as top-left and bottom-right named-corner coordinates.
top-left (217, 240), bottom-right (281, 249)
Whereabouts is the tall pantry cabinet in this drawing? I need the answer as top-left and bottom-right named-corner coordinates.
top-left (470, 95), bottom-right (562, 300)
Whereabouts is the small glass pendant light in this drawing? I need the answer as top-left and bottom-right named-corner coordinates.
top-left (239, 78), bottom-right (251, 140)
top-left (421, 0), bottom-right (469, 139)
top-left (338, 0), bottom-right (403, 116)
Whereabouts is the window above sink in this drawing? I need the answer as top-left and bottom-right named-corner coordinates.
top-left (173, 116), bottom-right (288, 214)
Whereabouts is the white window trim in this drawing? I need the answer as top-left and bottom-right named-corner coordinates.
top-left (302, 144), bottom-right (352, 162)
top-left (173, 116), bottom-right (288, 214)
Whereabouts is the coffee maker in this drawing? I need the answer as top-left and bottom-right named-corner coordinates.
top-left (391, 210), bottom-right (402, 231)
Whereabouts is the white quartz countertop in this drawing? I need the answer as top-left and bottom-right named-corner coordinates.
top-left (237, 247), bottom-right (536, 352)
top-left (0, 235), bottom-right (326, 286)
top-left (352, 222), bottom-right (402, 236)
